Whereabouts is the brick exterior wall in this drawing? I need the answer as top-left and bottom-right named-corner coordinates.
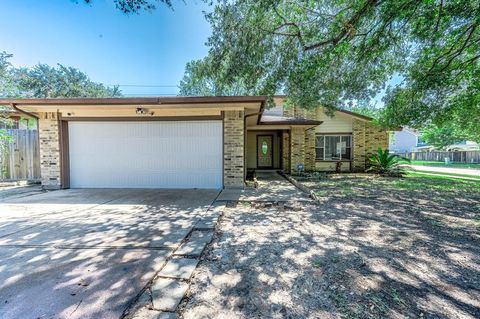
top-left (281, 131), bottom-right (290, 173)
top-left (352, 119), bottom-right (389, 171)
top-left (224, 110), bottom-right (245, 188)
top-left (352, 119), bottom-right (366, 171)
top-left (282, 105), bottom-right (389, 172)
top-left (365, 121), bottom-right (389, 165)
top-left (290, 127), bottom-right (305, 174)
top-left (304, 129), bottom-right (316, 171)
top-left (38, 112), bottom-right (62, 189)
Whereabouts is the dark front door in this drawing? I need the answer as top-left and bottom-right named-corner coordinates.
top-left (257, 135), bottom-right (274, 168)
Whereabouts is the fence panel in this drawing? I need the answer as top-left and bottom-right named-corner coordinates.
top-left (0, 129), bottom-right (40, 181)
top-left (396, 151), bottom-right (480, 163)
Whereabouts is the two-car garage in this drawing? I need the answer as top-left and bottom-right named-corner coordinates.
top-left (5, 96), bottom-right (265, 190)
top-left (68, 120), bottom-right (223, 189)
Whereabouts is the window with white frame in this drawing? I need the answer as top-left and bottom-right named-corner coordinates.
top-left (315, 135), bottom-right (352, 160)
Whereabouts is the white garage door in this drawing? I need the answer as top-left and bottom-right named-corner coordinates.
top-left (68, 121), bottom-right (223, 189)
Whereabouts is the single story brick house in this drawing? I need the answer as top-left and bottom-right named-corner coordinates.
top-left (0, 96), bottom-right (388, 189)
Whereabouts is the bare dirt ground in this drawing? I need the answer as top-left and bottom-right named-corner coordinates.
top-left (179, 174), bottom-right (480, 319)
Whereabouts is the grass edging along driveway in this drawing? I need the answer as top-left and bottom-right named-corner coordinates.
top-left (180, 173), bottom-right (480, 319)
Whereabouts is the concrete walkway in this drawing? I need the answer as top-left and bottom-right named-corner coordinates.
top-left (217, 171), bottom-right (311, 202)
top-left (409, 165), bottom-right (480, 177)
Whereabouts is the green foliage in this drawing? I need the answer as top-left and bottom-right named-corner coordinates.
top-left (81, 0), bottom-right (171, 13)
top-left (0, 51), bottom-right (121, 99)
top-left (179, 57), bottom-right (255, 96)
top-left (176, 0), bottom-right (479, 138)
top-left (0, 52), bottom-right (19, 98)
top-left (367, 148), bottom-right (409, 176)
top-left (421, 124), bottom-right (463, 150)
top-left (14, 64), bottom-right (121, 98)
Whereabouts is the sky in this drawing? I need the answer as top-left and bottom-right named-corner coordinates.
top-left (0, 0), bottom-right (212, 96)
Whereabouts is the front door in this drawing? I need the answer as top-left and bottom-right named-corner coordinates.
top-left (257, 135), bottom-right (273, 168)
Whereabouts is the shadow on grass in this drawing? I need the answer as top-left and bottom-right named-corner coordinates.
top-left (182, 174), bottom-right (480, 318)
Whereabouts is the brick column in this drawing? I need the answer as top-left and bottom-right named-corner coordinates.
top-left (281, 131), bottom-right (290, 173)
top-left (290, 127), bottom-right (305, 174)
top-left (224, 110), bottom-right (245, 188)
top-left (304, 129), bottom-right (316, 171)
top-left (352, 119), bottom-right (366, 172)
top-left (38, 112), bottom-right (62, 189)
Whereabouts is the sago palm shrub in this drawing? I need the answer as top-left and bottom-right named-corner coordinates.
top-left (367, 148), bottom-right (410, 176)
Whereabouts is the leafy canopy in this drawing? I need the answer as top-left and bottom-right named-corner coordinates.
top-left (176, 0), bottom-right (479, 141)
top-left (81, 0), bottom-right (173, 13)
top-left (0, 51), bottom-right (121, 99)
top-left (179, 56), bottom-right (255, 96)
top-left (420, 123), bottom-right (464, 150)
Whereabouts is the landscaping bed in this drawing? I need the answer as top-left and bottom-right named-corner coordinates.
top-left (179, 174), bottom-right (480, 318)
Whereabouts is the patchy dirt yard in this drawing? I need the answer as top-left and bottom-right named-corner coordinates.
top-left (179, 174), bottom-right (480, 319)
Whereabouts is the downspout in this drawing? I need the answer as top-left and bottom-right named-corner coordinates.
top-left (11, 103), bottom-right (39, 120)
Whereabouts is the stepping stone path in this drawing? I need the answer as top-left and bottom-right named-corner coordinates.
top-left (129, 202), bottom-right (224, 319)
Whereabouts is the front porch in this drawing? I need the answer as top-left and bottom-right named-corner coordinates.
top-left (245, 114), bottom-right (322, 176)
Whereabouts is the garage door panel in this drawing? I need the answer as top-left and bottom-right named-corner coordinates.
top-left (68, 121), bottom-right (223, 189)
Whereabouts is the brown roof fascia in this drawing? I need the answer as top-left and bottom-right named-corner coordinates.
top-left (259, 119), bottom-right (323, 126)
top-left (0, 96), bottom-right (267, 106)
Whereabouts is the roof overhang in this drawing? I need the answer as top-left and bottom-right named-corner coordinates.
top-left (259, 115), bottom-right (322, 126)
top-left (0, 96), bottom-right (266, 117)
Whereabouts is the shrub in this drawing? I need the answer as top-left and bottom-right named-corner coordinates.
top-left (367, 148), bottom-right (410, 176)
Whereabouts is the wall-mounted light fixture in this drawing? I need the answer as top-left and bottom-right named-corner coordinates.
top-left (136, 107), bottom-right (154, 116)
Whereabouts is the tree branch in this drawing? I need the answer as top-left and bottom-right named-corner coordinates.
top-left (303, 0), bottom-right (381, 51)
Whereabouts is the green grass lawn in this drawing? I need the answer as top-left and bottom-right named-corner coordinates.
top-left (408, 170), bottom-right (480, 180)
top-left (305, 172), bottom-right (480, 198)
top-left (399, 172), bottom-right (480, 191)
top-left (408, 160), bottom-right (480, 170)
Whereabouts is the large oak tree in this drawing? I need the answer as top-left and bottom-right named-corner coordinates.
top-left (177, 0), bottom-right (479, 142)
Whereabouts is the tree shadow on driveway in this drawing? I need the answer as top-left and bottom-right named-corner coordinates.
top-left (0, 188), bottom-right (218, 319)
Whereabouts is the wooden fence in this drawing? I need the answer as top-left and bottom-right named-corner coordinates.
top-left (0, 129), bottom-right (40, 181)
top-left (396, 151), bottom-right (480, 163)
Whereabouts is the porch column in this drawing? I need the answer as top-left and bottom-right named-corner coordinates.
top-left (38, 112), bottom-right (62, 189)
top-left (290, 127), bottom-right (305, 174)
top-left (224, 110), bottom-right (245, 188)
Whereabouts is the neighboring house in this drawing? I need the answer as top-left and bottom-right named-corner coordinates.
top-left (389, 127), bottom-right (424, 153)
top-left (0, 96), bottom-right (388, 190)
top-left (390, 127), bottom-right (479, 152)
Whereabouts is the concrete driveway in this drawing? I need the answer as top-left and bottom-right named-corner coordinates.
top-left (0, 188), bottom-right (219, 319)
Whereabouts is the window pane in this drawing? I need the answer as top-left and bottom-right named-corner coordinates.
top-left (325, 136), bottom-right (341, 160)
top-left (344, 136), bottom-right (351, 147)
top-left (342, 136), bottom-right (352, 160)
top-left (315, 148), bottom-right (324, 160)
top-left (343, 148), bottom-right (352, 160)
top-left (315, 135), bottom-right (324, 147)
